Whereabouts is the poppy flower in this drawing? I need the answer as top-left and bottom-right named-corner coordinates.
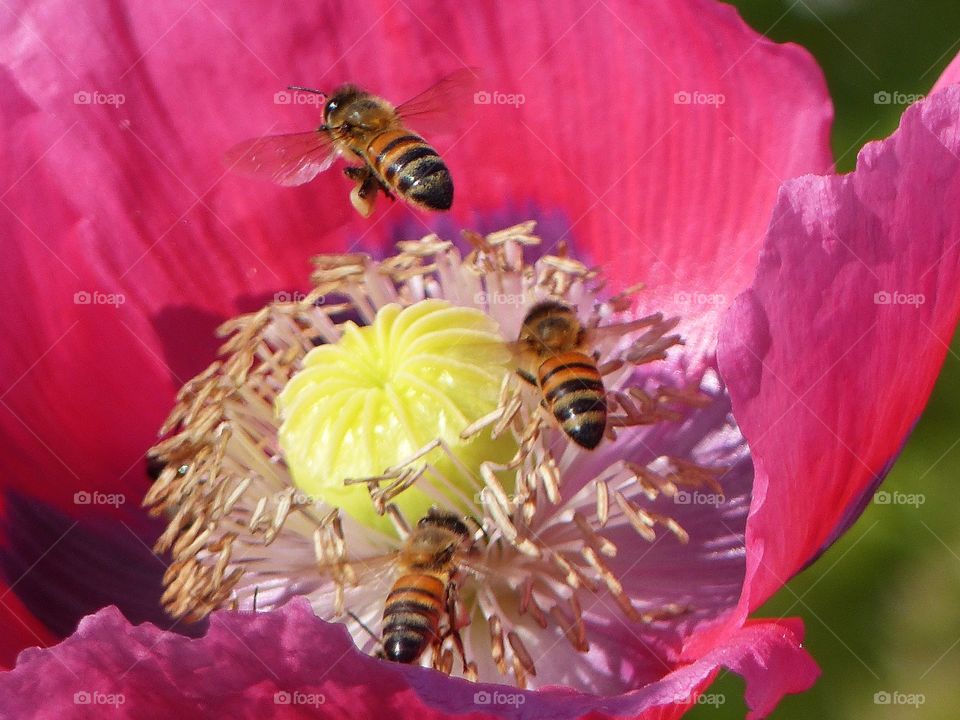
top-left (2, 1), bottom-right (960, 719)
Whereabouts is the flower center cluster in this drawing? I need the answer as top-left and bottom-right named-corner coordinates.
top-left (145, 223), bottom-right (723, 690)
top-left (277, 300), bottom-right (515, 531)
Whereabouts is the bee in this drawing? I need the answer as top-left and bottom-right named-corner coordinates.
top-left (225, 69), bottom-right (477, 217)
top-left (380, 508), bottom-right (474, 663)
top-left (516, 300), bottom-right (608, 450)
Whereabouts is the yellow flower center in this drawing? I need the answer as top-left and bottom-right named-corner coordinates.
top-left (277, 299), bottom-right (516, 531)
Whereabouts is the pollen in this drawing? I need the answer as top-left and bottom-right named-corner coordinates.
top-left (277, 300), bottom-right (515, 530)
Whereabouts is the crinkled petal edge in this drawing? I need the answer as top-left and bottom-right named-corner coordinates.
top-left (2, 600), bottom-right (816, 719)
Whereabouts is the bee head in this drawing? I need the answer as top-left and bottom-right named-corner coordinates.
top-left (520, 301), bottom-right (582, 352)
top-left (418, 508), bottom-right (469, 538)
top-left (322, 84), bottom-right (381, 130)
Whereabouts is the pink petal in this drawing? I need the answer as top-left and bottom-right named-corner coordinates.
top-left (557, 380), bottom-right (753, 688)
top-left (931, 51), bottom-right (960, 93)
top-left (0, 582), bottom-right (56, 670)
top-left (470, 0), bottom-right (834, 361)
top-left (0, 0), bottom-right (832, 525)
top-left (0, 494), bottom-right (199, 648)
top-left (0, 599), bottom-right (815, 719)
top-left (710, 85), bottom-right (960, 647)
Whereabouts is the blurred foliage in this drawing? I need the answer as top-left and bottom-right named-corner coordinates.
top-left (686, 2), bottom-right (960, 718)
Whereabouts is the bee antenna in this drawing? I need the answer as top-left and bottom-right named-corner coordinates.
top-left (287, 85), bottom-right (326, 97)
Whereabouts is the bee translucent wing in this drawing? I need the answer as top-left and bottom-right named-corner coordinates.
top-left (394, 67), bottom-right (482, 137)
top-left (223, 131), bottom-right (339, 187)
top-left (312, 549), bottom-right (399, 608)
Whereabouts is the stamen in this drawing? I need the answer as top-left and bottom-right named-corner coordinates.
top-left (549, 603), bottom-right (589, 653)
top-left (595, 479), bottom-right (610, 527)
top-left (144, 222), bottom-right (733, 691)
top-left (572, 511), bottom-right (617, 557)
top-left (489, 615), bottom-right (507, 674)
top-left (613, 490), bottom-right (658, 542)
top-left (522, 587), bottom-right (549, 629)
top-left (507, 631), bottom-right (537, 677)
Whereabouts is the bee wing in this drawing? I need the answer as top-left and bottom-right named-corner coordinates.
top-left (223, 131), bottom-right (339, 187)
top-left (309, 549), bottom-right (400, 619)
top-left (394, 67), bottom-right (482, 137)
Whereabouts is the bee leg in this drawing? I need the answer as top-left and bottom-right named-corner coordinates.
top-left (347, 610), bottom-right (384, 653)
top-left (376, 177), bottom-right (396, 202)
top-left (445, 578), bottom-right (471, 632)
top-left (441, 579), bottom-right (473, 677)
top-left (344, 166), bottom-right (380, 218)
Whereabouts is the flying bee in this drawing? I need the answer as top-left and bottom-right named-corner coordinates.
top-left (225, 69), bottom-right (478, 217)
top-left (516, 301), bottom-right (608, 449)
top-left (379, 508), bottom-right (475, 663)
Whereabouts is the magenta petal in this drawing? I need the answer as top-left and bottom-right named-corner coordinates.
top-left (485, 0), bottom-right (834, 361)
top-left (715, 86), bottom-right (960, 626)
top-left (932, 51), bottom-right (960, 92)
top-left (0, 494), bottom-right (197, 641)
top-left (0, 600), bottom-right (815, 720)
top-left (719, 618), bottom-right (819, 720)
top-left (0, 0), bottom-right (834, 524)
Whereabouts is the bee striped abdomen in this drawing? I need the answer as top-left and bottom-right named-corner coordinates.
top-left (537, 351), bottom-right (607, 449)
top-left (382, 572), bottom-right (446, 663)
top-left (367, 129), bottom-right (452, 211)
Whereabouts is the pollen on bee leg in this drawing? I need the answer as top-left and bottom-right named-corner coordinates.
top-left (433, 647), bottom-right (454, 675)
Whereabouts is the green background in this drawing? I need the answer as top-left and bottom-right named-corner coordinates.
top-left (688, 2), bottom-right (960, 718)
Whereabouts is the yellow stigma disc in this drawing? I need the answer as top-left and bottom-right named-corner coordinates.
top-left (277, 299), bottom-right (515, 531)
